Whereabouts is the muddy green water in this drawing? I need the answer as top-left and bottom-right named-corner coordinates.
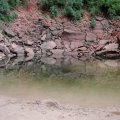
top-left (0, 59), bottom-right (120, 106)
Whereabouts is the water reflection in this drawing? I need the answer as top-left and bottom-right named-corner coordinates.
top-left (0, 57), bottom-right (120, 106)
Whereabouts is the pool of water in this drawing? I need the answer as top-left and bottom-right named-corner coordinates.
top-left (0, 58), bottom-right (120, 107)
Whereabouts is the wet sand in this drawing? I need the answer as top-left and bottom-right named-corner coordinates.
top-left (0, 96), bottom-right (120, 120)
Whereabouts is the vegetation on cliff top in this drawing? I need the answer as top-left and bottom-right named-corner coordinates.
top-left (40, 0), bottom-right (120, 20)
top-left (0, 0), bottom-right (120, 21)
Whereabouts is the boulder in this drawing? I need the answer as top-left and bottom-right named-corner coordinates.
top-left (49, 26), bottom-right (56, 31)
top-left (10, 43), bottom-right (24, 56)
top-left (41, 57), bottom-right (56, 65)
top-left (46, 32), bottom-right (52, 40)
top-left (0, 55), bottom-right (10, 68)
top-left (4, 28), bottom-right (15, 37)
top-left (63, 24), bottom-right (80, 34)
top-left (50, 49), bottom-right (64, 58)
top-left (64, 49), bottom-right (78, 59)
top-left (70, 41), bottom-right (83, 50)
top-left (104, 43), bottom-right (119, 50)
top-left (45, 50), bottom-right (53, 56)
top-left (42, 19), bottom-right (51, 28)
top-left (86, 33), bottom-right (96, 42)
top-left (62, 32), bottom-right (85, 41)
top-left (0, 44), bottom-right (10, 56)
top-left (99, 40), bottom-right (109, 45)
top-left (101, 20), bottom-right (109, 28)
top-left (41, 41), bottom-right (56, 50)
top-left (62, 25), bottom-right (85, 41)
top-left (0, 52), bottom-right (6, 60)
top-left (24, 40), bottom-right (34, 46)
top-left (52, 30), bottom-right (63, 36)
top-left (93, 30), bottom-right (104, 39)
top-left (24, 47), bottom-right (34, 56)
top-left (64, 41), bottom-right (71, 52)
top-left (52, 30), bottom-right (59, 36)
top-left (0, 33), bottom-right (4, 41)
top-left (55, 38), bottom-right (64, 49)
top-left (79, 47), bottom-right (87, 51)
top-left (41, 34), bottom-right (47, 41)
top-left (11, 56), bottom-right (25, 65)
top-left (36, 50), bottom-right (42, 55)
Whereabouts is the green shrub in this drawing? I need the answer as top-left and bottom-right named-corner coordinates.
top-left (8, 0), bottom-right (20, 8)
top-left (0, 0), bottom-right (25, 21)
top-left (84, 0), bottom-right (120, 18)
top-left (65, 7), bottom-right (82, 20)
top-left (8, 0), bottom-right (27, 8)
top-left (40, 0), bottom-right (83, 20)
top-left (0, 0), bottom-right (10, 21)
top-left (90, 18), bottom-right (96, 28)
top-left (50, 5), bottom-right (58, 18)
top-left (0, 0), bottom-right (10, 14)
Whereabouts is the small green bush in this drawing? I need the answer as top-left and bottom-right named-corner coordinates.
top-left (65, 7), bottom-right (82, 20)
top-left (0, 0), bottom-right (25, 21)
top-left (8, 0), bottom-right (20, 8)
top-left (50, 5), bottom-right (58, 18)
top-left (0, 0), bottom-right (10, 14)
top-left (0, 0), bottom-right (10, 21)
top-left (90, 18), bottom-right (96, 28)
top-left (84, 0), bottom-right (120, 18)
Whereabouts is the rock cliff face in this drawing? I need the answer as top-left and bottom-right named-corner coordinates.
top-left (0, 12), bottom-right (120, 64)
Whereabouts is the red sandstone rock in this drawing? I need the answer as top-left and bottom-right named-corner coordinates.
top-left (42, 20), bottom-right (51, 27)
top-left (104, 43), bottom-right (119, 50)
top-left (70, 41), bottom-right (84, 50)
top-left (93, 30), bottom-right (104, 39)
top-left (99, 40), bottom-right (109, 45)
top-left (86, 33), bottom-right (97, 42)
top-left (94, 21), bottom-right (103, 30)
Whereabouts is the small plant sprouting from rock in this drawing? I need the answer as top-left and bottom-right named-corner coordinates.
top-left (50, 6), bottom-right (58, 18)
top-left (90, 18), bottom-right (96, 29)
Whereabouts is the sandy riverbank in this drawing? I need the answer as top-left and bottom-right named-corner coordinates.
top-left (0, 96), bottom-right (120, 120)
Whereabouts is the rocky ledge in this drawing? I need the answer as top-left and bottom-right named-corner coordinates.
top-left (0, 15), bottom-right (120, 61)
